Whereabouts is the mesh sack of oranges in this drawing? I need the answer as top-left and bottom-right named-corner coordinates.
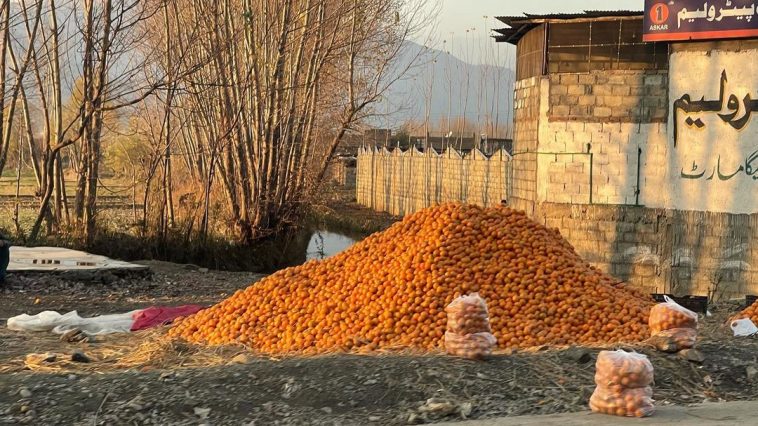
top-left (648, 296), bottom-right (698, 351)
top-left (444, 331), bottom-right (497, 359)
top-left (733, 299), bottom-right (758, 326)
top-left (649, 296), bottom-right (698, 333)
top-left (590, 350), bottom-right (655, 418)
top-left (445, 293), bottom-right (492, 334)
top-left (444, 294), bottom-right (496, 359)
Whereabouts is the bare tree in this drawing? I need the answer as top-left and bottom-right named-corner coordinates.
top-left (151, 0), bottom-right (436, 243)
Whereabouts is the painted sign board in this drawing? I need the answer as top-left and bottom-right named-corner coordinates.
top-left (664, 47), bottom-right (758, 214)
top-left (643, 0), bottom-right (758, 42)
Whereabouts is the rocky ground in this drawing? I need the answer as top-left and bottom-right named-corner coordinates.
top-left (1, 264), bottom-right (758, 425)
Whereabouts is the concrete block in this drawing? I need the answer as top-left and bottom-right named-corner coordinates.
top-left (552, 105), bottom-right (571, 116)
top-left (566, 162), bottom-right (585, 174)
top-left (630, 86), bottom-right (646, 96)
top-left (644, 75), bottom-right (664, 85)
top-left (594, 85), bottom-right (614, 96)
top-left (550, 84), bottom-right (568, 95)
top-left (608, 74), bottom-right (626, 85)
top-left (594, 107), bottom-right (612, 118)
top-left (571, 194), bottom-right (591, 204)
top-left (612, 85), bottom-right (631, 96)
top-left (567, 84), bottom-right (586, 95)
top-left (591, 131), bottom-right (611, 144)
top-left (570, 105), bottom-right (590, 116)
top-left (621, 96), bottom-right (641, 107)
top-left (567, 122), bottom-right (585, 132)
top-left (604, 96), bottom-right (624, 107)
top-left (560, 74), bottom-right (579, 84)
top-left (625, 74), bottom-right (644, 86)
top-left (551, 192), bottom-right (573, 204)
top-left (578, 95), bottom-right (597, 106)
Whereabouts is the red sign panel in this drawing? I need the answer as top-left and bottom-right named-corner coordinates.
top-left (643, 0), bottom-right (758, 42)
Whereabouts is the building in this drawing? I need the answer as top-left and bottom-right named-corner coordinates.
top-left (494, 6), bottom-right (758, 298)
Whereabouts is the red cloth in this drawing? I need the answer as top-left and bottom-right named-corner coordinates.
top-left (131, 305), bottom-right (204, 331)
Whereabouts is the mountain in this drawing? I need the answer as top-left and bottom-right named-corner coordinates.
top-left (373, 41), bottom-right (515, 134)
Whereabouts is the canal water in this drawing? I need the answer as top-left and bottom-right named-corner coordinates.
top-left (305, 230), bottom-right (358, 260)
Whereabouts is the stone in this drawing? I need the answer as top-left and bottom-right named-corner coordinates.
top-left (71, 351), bottom-right (91, 363)
top-left (678, 349), bottom-right (705, 364)
top-left (60, 329), bottom-right (83, 343)
top-left (320, 407), bottom-right (333, 414)
top-left (19, 388), bottom-right (32, 398)
top-left (231, 354), bottom-right (250, 364)
top-left (747, 366), bottom-right (758, 382)
top-left (459, 402), bottom-right (473, 418)
top-left (418, 398), bottom-right (457, 416)
top-left (368, 416), bottom-right (381, 422)
top-left (127, 396), bottom-right (145, 411)
top-left (194, 407), bottom-right (211, 419)
top-left (648, 335), bottom-right (680, 353)
top-left (25, 352), bottom-right (57, 364)
top-left (563, 346), bottom-right (592, 364)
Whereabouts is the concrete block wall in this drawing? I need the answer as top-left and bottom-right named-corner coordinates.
top-left (512, 66), bottom-right (758, 298)
top-left (547, 70), bottom-right (668, 122)
top-left (511, 77), bottom-right (541, 214)
top-left (537, 70), bottom-right (669, 206)
top-left (356, 147), bottom-right (510, 216)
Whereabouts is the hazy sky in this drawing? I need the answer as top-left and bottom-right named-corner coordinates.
top-left (422, 0), bottom-right (643, 64)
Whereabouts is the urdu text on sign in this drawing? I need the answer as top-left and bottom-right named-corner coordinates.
top-left (644, 0), bottom-right (758, 42)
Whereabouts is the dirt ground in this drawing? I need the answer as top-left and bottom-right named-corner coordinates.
top-left (1, 264), bottom-right (758, 425)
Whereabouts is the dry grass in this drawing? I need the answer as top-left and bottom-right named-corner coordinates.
top-left (0, 328), bottom-right (248, 374)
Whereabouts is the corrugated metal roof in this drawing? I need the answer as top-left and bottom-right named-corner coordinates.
top-left (494, 10), bottom-right (643, 44)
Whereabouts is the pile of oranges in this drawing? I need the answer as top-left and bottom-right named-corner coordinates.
top-left (169, 203), bottom-right (653, 354)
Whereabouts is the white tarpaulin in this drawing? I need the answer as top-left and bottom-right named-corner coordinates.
top-left (7, 310), bottom-right (140, 335)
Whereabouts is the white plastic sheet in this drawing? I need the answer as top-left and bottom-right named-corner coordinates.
top-left (7, 310), bottom-right (140, 335)
top-left (731, 318), bottom-right (758, 337)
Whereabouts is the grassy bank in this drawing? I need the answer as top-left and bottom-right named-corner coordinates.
top-left (0, 185), bottom-right (398, 272)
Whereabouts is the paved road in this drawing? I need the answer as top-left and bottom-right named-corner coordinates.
top-left (440, 401), bottom-right (758, 425)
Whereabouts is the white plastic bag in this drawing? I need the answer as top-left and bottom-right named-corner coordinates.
top-left (8, 310), bottom-right (139, 335)
top-left (7, 311), bottom-right (64, 332)
top-left (731, 318), bottom-right (758, 337)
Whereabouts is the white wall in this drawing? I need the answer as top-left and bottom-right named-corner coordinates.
top-left (650, 47), bottom-right (758, 213)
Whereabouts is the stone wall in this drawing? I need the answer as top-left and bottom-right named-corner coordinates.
top-left (356, 147), bottom-right (510, 216)
top-left (511, 77), bottom-right (540, 215)
top-left (536, 203), bottom-right (758, 300)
